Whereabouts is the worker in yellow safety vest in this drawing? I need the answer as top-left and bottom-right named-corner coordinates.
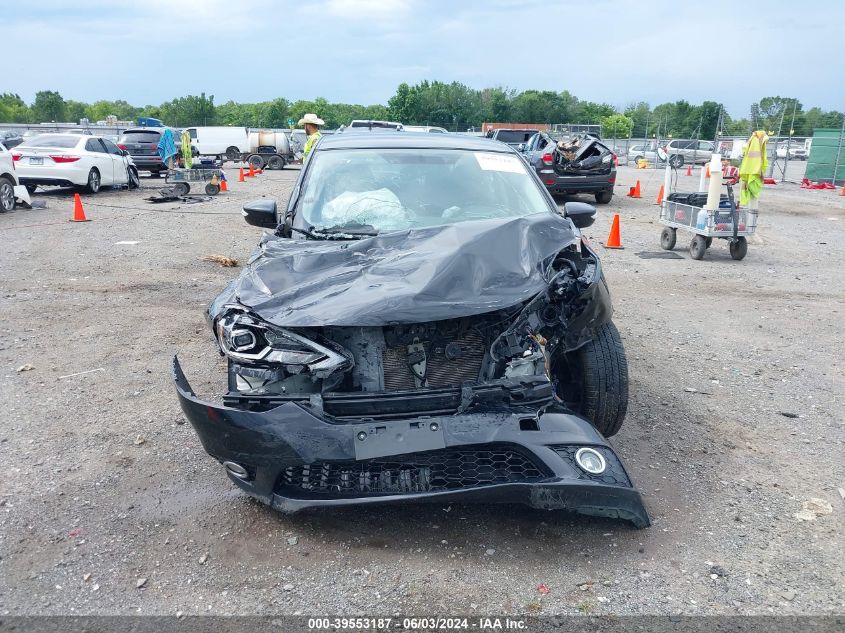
top-left (738, 130), bottom-right (769, 206)
top-left (298, 113), bottom-right (325, 159)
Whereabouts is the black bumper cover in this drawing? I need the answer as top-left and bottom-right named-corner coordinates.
top-left (173, 356), bottom-right (649, 528)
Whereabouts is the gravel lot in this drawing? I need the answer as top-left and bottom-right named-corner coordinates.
top-left (0, 164), bottom-right (842, 617)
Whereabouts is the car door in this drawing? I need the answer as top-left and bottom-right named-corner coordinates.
top-left (101, 138), bottom-right (128, 184)
top-left (84, 138), bottom-right (114, 184)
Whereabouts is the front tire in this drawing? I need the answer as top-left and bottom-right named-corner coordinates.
top-left (127, 166), bottom-right (140, 189)
top-left (86, 168), bottom-right (101, 193)
top-left (555, 321), bottom-right (629, 437)
top-left (0, 176), bottom-right (15, 212)
top-left (729, 237), bottom-right (748, 260)
top-left (690, 235), bottom-right (707, 260)
top-left (669, 154), bottom-right (683, 168)
top-left (595, 190), bottom-right (613, 204)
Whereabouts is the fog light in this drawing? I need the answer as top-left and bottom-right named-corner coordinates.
top-left (223, 461), bottom-right (250, 480)
top-left (575, 448), bottom-right (606, 474)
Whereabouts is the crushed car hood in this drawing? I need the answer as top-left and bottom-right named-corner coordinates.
top-left (212, 214), bottom-right (579, 327)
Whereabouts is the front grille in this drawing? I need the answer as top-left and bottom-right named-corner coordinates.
top-left (276, 444), bottom-right (550, 498)
top-left (382, 330), bottom-right (486, 390)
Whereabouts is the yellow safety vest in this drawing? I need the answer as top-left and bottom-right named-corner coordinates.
top-left (303, 131), bottom-right (321, 159)
top-left (739, 131), bottom-right (768, 177)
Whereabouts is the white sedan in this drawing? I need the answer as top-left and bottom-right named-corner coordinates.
top-left (12, 133), bottom-right (140, 193)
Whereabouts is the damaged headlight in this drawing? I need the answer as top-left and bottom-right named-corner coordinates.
top-left (215, 312), bottom-right (351, 375)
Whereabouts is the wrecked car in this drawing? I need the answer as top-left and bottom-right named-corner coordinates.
top-left (173, 133), bottom-right (649, 528)
top-left (519, 132), bottom-right (616, 204)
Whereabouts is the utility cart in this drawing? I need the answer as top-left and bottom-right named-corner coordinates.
top-left (658, 181), bottom-right (758, 260)
top-left (164, 166), bottom-right (224, 196)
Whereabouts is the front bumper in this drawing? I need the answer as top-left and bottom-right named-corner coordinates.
top-left (173, 357), bottom-right (649, 528)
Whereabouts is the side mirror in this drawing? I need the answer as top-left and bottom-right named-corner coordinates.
top-left (517, 143), bottom-right (525, 152)
top-left (242, 199), bottom-right (278, 228)
top-left (563, 201), bottom-right (596, 229)
top-left (121, 149), bottom-right (130, 157)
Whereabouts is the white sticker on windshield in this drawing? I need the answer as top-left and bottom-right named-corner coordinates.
top-left (474, 152), bottom-right (525, 174)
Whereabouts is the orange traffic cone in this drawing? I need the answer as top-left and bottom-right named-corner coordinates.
top-left (705, 164), bottom-right (711, 178)
top-left (686, 164), bottom-right (692, 176)
top-left (248, 164), bottom-right (256, 177)
top-left (220, 178), bottom-right (228, 192)
top-left (238, 167), bottom-right (245, 182)
top-left (655, 184), bottom-right (664, 205)
top-left (603, 213), bottom-right (623, 249)
top-left (70, 193), bottom-right (89, 222)
top-left (626, 180), bottom-right (641, 198)
top-left (840, 184), bottom-right (845, 196)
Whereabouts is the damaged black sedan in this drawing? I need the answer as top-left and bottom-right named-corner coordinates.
top-left (173, 133), bottom-right (649, 528)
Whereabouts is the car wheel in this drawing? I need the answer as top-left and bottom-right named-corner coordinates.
top-left (669, 154), bottom-right (683, 168)
top-left (247, 154), bottom-right (265, 169)
top-left (594, 190), bottom-right (613, 204)
top-left (690, 235), bottom-right (707, 260)
top-left (127, 166), bottom-right (140, 189)
top-left (729, 237), bottom-right (748, 260)
top-left (0, 176), bottom-right (15, 212)
top-left (86, 168), bottom-right (101, 193)
top-left (555, 321), bottom-right (629, 437)
top-left (660, 227), bottom-right (676, 250)
top-left (267, 155), bottom-right (286, 170)
top-left (225, 146), bottom-right (241, 161)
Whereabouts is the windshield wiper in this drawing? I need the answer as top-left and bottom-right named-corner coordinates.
top-left (311, 223), bottom-right (379, 238)
top-left (288, 226), bottom-right (322, 240)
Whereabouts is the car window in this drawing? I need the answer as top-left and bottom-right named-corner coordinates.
top-left (189, 129), bottom-right (197, 139)
top-left (297, 148), bottom-right (551, 233)
top-left (699, 141), bottom-right (714, 151)
top-left (85, 138), bottom-right (106, 153)
top-left (494, 131), bottom-right (533, 143)
top-left (102, 139), bottom-right (123, 155)
top-left (23, 135), bottom-right (81, 149)
top-left (118, 131), bottom-right (161, 144)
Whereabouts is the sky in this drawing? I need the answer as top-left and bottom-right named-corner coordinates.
top-left (5, 0), bottom-right (843, 117)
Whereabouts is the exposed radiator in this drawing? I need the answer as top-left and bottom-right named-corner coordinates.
top-left (382, 330), bottom-right (486, 390)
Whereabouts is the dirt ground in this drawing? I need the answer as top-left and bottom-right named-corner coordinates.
top-left (0, 164), bottom-right (842, 617)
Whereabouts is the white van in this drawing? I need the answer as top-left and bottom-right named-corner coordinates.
top-left (403, 125), bottom-right (448, 133)
top-left (184, 127), bottom-right (249, 159)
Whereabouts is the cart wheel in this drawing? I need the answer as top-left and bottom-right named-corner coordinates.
top-left (172, 182), bottom-right (190, 196)
top-left (660, 227), bottom-right (677, 250)
top-left (205, 183), bottom-right (220, 196)
top-left (705, 237), bottom-right (713, 248)
top-left (689, 235), bottom-right (707, 260)
top-left (729, 237), bottom-right (748, 260)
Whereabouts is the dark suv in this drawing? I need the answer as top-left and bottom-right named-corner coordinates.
top-left (117, 127), bottom-right (174, 176)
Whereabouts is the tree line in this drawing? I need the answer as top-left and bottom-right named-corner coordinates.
top-left (2, 83), bottom-right (841, 139)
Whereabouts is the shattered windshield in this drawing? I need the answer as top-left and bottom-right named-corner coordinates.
top-left (297, 148), bottom-right (551, 234)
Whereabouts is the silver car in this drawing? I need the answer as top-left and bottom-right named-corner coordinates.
top-left (661, 139), bottom-right (716, 167)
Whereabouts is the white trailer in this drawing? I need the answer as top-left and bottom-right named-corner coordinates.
top-left (185, 127), bottom-right (249, 160)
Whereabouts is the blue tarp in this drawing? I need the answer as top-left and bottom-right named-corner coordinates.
top-left (157, 128), bottom-right (177, 165)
